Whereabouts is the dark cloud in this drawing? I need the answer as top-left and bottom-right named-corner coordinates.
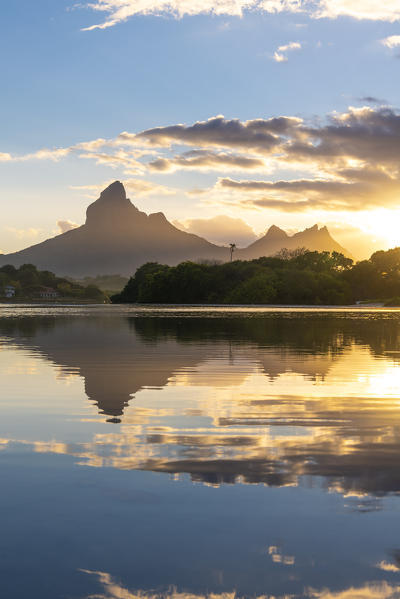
top-left (136, 115), bottom-right (301, 154)
top-left (358, 96), bottom-right (387, 104)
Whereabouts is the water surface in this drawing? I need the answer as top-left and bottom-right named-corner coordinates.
top-left (2, 306), bottom-right (400, 598)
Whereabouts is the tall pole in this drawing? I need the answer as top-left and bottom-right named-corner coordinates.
top-left (229, 243), bottom-right (236, 262)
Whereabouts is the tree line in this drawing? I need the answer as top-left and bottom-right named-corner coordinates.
top-left (112, 248), bottom-right (400, 305)
top-left (0, 264), bottom-right (106, 301)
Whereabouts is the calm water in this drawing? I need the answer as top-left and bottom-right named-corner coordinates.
top-left (2, 306), bottom-right (400, 598)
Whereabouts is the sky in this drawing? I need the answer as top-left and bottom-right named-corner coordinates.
top-left (2, 0), bottom-right (400, 258)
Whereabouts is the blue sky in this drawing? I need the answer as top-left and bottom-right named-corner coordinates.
top-left (2, 0), bottom-right (400, 256)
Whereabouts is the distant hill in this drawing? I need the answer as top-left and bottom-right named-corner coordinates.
top-left (241, 224), bottom-right (349, 260)
top-left (0, 181), bottom-right (350, 277)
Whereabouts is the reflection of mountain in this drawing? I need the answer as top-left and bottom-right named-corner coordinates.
top-left (0, 181), bottom-right (350, 276)
top-left (2, 313), bottom-right (400, 496)
top-left (0, 315), bottom-right (344, 416)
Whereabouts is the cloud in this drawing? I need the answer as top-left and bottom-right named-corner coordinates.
top-left (57, 220), bottom-right (79, 234)
top-left (80, 0), bottom-right (400, 30)
top-left (148, 150), bottom-right (265, 172)
top-left (71, 178), bottom-right (176, 198)
top-left (5, 227), bottom-right (42, 239)
top-left (357, 96), bottom-right (387, 104)
top-left (381, 35), bottom-right (400, 49)
top-left (80, 0), bottom-right (302, 31)
top-left (136, 114), bottom-right (302, 153)
top-left (316, 0), bottom-right (400, 22)
top-left (174, 215), bottom-right (258, 246)
top-left (273, 41), bottom-right (302, 62)
top-left (4, 105), bottom-right (400, 215)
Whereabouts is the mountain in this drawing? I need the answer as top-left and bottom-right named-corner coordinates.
top-left (241, 223), bottom-right (349, 260)
top-left (0, 181), bottom-right (351, 276)
top-left (0, 181), bottom-right (226, 277)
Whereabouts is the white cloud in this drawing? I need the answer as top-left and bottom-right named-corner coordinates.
top-left (381, 35), bottom-right (400, 48)
top-left (80, 0), bottom-right (400, 30)
top-left (71, 178), bottom-right (176, 197)
top-left (273, 41), bottom-right (302, 62)
top-left (57, 220), bottom-right (79, 234)
top-left (317, 0), bottom-right (400, 22)
top-left (174, 214), bottom-right (258, 246)
top-left (6, 227), bottom-right (42, 240)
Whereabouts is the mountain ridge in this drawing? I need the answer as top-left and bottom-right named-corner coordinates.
top-left (0, 181), bottom-right (351, 277)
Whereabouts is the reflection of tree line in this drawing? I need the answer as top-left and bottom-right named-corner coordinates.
top-left (3, 312), bottom-right (400, 354)
top-left (3, 314), bottom-right (400, 496)
top-left (132, 314), bottom-right (400, 359)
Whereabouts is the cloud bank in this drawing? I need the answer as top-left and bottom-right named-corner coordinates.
top-left (3, 105), bottom-right (400, 215)
top-left (81, 0), bottom-right (400, 30)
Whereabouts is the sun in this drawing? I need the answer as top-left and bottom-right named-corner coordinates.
top-left (357, 209), bottom-right (400, 251)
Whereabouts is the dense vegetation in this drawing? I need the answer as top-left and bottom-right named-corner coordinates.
top-left (68, 274), bottom-right (129, 294)
top-left (0, 264), bottom-right (107, 302)
top-left (112, 248), bottom-right (400, 305)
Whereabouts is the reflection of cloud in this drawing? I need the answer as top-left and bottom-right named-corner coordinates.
top-left (5, 316), bottom-right (400, 496)
top-left (308, 582), bottom-right (400, 598)
top-left (268, 545), bottom-right (295, 565)
top-left (80, 570), bottom-right (400, 599)
top-left (82, 569), bottom-right (263, 598)
top-left (376, 561), bottom-right (400, 573)
top-left (5, 346), bottom-right (400, 496)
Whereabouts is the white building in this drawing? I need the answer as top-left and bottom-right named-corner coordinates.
top-left (4, 285), bottom-right (16, 298)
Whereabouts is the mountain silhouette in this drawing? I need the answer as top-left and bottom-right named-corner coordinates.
top-left (242, 223), bottom-right (348, 259)
top-left (0, 181), bottom-right (350, 276)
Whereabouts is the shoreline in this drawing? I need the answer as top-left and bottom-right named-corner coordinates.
top-left (0, 302), bottom-right (395, 311)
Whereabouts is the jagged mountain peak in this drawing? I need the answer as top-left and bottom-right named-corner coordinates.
top-left (265, 225), bottom-right (288, 238)
top-left (100, 180), bottom-right (126, 201)
top-left (85, 181), bottom-right (144, 229)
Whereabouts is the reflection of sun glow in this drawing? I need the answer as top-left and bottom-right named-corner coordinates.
top-left (3, 327), bottom-right (400, 495)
